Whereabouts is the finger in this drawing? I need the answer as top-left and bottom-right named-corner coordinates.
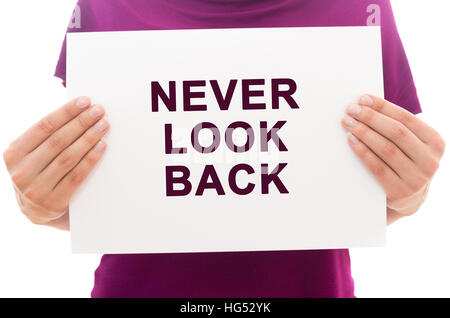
top-left (345, 132), bottom-right (406, 200)
top-left (360, 94), bottom-right (442, 149)
top-left (345, 103), bottom-right (430, 167)
top-left (51, 140), bottom-right (107, 202)
top-left (7, 96), bottom-right (91, 165)
top-left (36, 119), bottom-right (110, 192)
top-left (342, 115), bottom-right (425, 187)
top-left (18, 104), bottom-right (106, 186)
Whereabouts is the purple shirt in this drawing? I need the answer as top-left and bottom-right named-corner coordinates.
top-left (55, 0), bottom-right (421, 298)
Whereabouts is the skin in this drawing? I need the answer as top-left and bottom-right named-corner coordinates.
top-left (2, 95), bottom-right (446, 231)
top-left (3, 96), bottom-right (109, 231)
top-left (342, 94), bottom-right (445, 225)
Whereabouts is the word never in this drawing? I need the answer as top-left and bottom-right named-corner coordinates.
top-left (151, 78), bottom-right (300, 112)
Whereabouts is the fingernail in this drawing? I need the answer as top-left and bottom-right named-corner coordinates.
top-left (343, 115), bottom-right (357, 127)
top-left (359, 95), bottom-right (373, 106)
top-left (346, 103), bottom-right (361, 116)
top-left (94, 140), bottom-right (106, 152)
top-left (93, 119), bottom-right (108, 133)
top-left (77, 96), bottom-right (90, 108)
top-left (348, 132), bottom-right (359, 145)
top-left (89, 105), bottom-right (105, 119)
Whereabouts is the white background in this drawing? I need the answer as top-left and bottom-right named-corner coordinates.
top-left (0, 0), bottom-right (448, 297)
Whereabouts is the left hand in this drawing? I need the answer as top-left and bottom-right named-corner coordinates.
top-left (341, 94), bottom-right (445, 225)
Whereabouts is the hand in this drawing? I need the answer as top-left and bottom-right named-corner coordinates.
top-left (341, 95), bottom-right (445, 225)
top-left (3, 97), bottom-right (109, 230)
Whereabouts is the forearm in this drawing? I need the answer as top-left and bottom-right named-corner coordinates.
top-left (387, 204), bottom-right (424, 226)
top-left (44, 212), bottom-right (70, 231)
top-left (387, 207), bottom-right (408, 226)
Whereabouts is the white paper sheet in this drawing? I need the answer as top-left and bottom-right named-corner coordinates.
top-left (67, 27), bottom-right (386, 254)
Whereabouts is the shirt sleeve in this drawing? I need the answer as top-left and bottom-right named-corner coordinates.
top-left (379, 0), bottom-right (422, 114)
top-left (54, 0), bottom-right (96, 87)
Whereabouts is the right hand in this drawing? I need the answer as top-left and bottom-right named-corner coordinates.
top-left (3, 97), bottom-right (109, 231)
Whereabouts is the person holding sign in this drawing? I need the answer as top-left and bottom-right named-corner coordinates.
top-left (3, 0), bottom-right (445, 298)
